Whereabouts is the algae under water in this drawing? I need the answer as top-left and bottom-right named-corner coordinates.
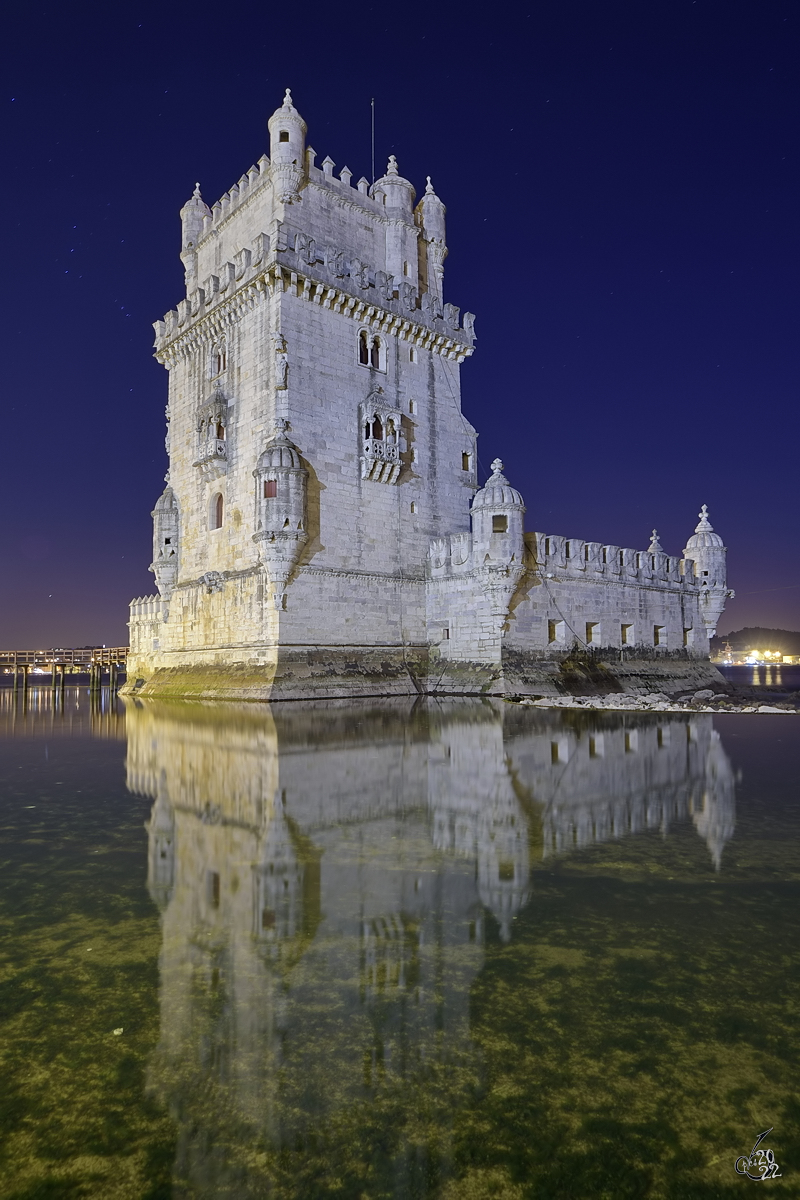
top-left (0, 690), bottom-right (797, 1198)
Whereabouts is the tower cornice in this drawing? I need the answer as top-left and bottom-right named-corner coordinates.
top-left (154, 255), bottom-right (475, 368)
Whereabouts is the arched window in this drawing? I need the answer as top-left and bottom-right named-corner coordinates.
top-left (210, 493), bottom-right (224, 530)
top-left (358, 330), bottom-right (387, 372)
top-left (212, 340), bottom-right (227, 377)
top-left (216, 422), bottom-right (225, 440)
top-left (358, 329), bottom-right (370, 365)
top-left (372, 416), bottom-right (383, 440)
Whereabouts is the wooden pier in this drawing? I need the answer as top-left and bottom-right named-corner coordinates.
top-left (0, 647), bottom-right (128, 698)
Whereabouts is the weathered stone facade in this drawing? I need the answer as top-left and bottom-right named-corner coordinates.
top-left (126, 91), bottom-right (733, 700)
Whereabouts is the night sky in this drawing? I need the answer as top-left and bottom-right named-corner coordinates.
top-left (3, 1), bottom-right (797, 648)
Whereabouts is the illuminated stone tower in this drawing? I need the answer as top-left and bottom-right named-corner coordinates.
top-left (127, 91), bottom-right (731, 700)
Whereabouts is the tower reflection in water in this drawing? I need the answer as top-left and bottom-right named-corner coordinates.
top-left (125, 699), bottom-right (735, 1195)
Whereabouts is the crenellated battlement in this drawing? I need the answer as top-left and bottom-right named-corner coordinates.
top-left (130, 596), bottom-right (169, 620)
top-left (527, 532), bottom-right (697, 589)
top-left (154, 224), bottom-right (475, 365)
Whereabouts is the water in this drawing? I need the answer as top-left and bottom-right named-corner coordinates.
top-left (1, 691), bottom-right (798, 1199)
top-left (717, 662), bottom-right (800, 694)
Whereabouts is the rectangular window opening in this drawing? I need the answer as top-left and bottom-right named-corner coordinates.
top-left (264, 480), bottom-right (277, 498)
top-left (621, 623), bottom-right (633, 646)
top-left (492, 514), bottom-right (508, 533)
top-left (462, 452), bottom-right (471, 471)
top-left (586, 621), bottom-right (599, 645)
top-left (548, 619), bottom-right (566, 645)
top-left (654, 625), bottom-right (666, 647)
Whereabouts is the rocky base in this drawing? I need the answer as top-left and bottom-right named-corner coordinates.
top-left (121, 644), bottom-right (736, 703)
top-left (513, 688), bottom-right (798, 715)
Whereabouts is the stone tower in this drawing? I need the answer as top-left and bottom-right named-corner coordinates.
top-left (128, 89), bottom-right (478, 697)
top-left (127, 90), bottom-right (732, 701)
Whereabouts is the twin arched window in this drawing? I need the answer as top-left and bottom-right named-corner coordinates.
top-left (364, 414), bottom-right (397, 445)
top-left (210, 493), bottom-right (224, 530)
top-left (358, 329), bottom-right (386, 371)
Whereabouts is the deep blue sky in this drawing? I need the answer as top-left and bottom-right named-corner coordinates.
top-left (2, 0), bottom-right (797, 646)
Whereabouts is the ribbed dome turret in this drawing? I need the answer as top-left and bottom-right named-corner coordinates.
top-left (684, 504), bottom-right (724, 551)
top-left (471, 460), bottom-right (525, 512)
top-left (256, 427), bottom-right (303, 471)
top-left (152, 485), bottom-right (178, 515)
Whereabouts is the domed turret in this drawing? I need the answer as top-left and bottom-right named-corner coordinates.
top-left (470, 460), bottom-right (526, 626)
top-left (682, 505), bottom-right (732, 636)
top-left (372, 156), bottom-right (418, 281)
top-left (252, 421), bottom-right (308, 608)
top-left (415, 177), bottom-right (447, 298)
top-left (179, 183), bottom-right (210, 290)
top-left (150, 485), bottom-right (179, 597)
top-left (471, 459), bottom-right (525, 566)
top-left (268, 89), bottom-right (307, 203)
top-left (372, 155), bottom-right (416, 213)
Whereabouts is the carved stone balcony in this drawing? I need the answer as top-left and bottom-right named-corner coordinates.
top-left (193, 438), bottom-right (227, 482)
top-left (361, 438), bottom-right (401, 484)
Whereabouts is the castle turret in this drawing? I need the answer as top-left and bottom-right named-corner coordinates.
top-left (179, 184), bottom-right (210, 291)
top-left (415, 177), bottom-right (447, 299)
top-left (683, 504), bottom-right (733, 636)
top-left (252, 422), bottom-right (308, 608)
top-left (372, 156), bottom-right (417, 283)
top-left (150, 485), bottom-right (179, 597)
top-left (471, 460), bottom-right (525, 566)
top-left (268, 89), bottom-right (307, 203)
top-left (470, 460), bottom-right (526, 626)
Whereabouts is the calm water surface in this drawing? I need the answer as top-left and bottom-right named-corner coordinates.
top-left (0, 691), bottom-right (798, 1199)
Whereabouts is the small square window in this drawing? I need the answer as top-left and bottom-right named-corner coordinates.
top-left (279, 130), bottom-right (289, 142)
top-left (264, 480), bottom-right (277, 498)
top-left (548, 619), bottom-right (565, 645)
top-left (586, 621), bottom-right (600, 645)
top-left (492, 514), bottom-right (508, 533)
